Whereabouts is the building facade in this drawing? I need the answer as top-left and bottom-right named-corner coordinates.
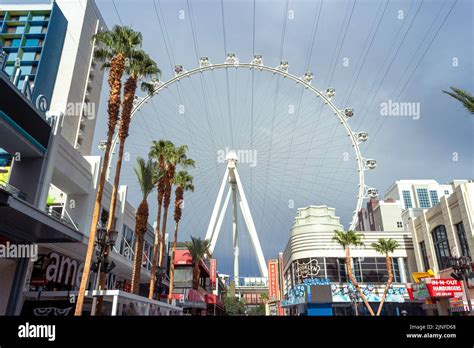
top-left (406, 182), bottom-right (474, 315)
top-left (281, 205), bottom-right (421, 316)
top-left (1, 1), bottom-right (106, 155)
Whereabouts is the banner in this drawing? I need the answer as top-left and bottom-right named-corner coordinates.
top-left (268, 259), bottom-right (279, 301)
top-left (210, 259), bottom-right (217, 289)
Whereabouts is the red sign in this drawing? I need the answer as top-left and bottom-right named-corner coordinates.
top-left (210, 259), bottom-right (217, 289)
top-left (426, 278), bottom-right (463, 298)
top-left (174, 250), bottom-right (193, 265)
top-left (268, 259), bottom-right (279, 301)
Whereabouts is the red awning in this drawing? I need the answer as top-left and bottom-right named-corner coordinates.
top-left (174, 250), bottom-right (193, 265)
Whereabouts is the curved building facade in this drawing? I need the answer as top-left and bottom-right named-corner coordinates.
top-left (281, 205), bottom-right (420, 316)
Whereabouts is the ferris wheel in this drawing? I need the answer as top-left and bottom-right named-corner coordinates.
top-left (107, 53), bottom-right (378, 278)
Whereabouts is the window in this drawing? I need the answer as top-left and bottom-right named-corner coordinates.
top-left (455, 222), bottom-right (470, 258)
top-left (15, 26), bottom-right (25, 34)
top-left (19, 65), bottom-right (33, 74)
top-left (416, 188), bottom-right (431, 208)
top-left (429, 190), bottom-right (439, 206)
top-left (7, 52), bottom-right (17, 62)
top-left (4, 66), bottom-right (14, 75)
top-left (25, 39), bottom-right (40, 47)
top-left (28, 26), bottom-right (43, 34)
top-left (431, 225), bottom-right (451, 269)
top-left (397, 221), bottom-right (403, 228)
top-left (419, 241), bottom-right (430, 271)
top-left (18, 15), bottom-right (29, 21)
top-left (120, 225), bottom-right (135, 261)
top-left (22, 52), bottom-right (37, 61)
top-left (31, 15), bottom-right (45, 21)
top-left (444, 190), bottom-right (450, 195)
top-left (402, 190), bottom-right (413, 208)
top-left (4, 39), bottom-right (22, 48)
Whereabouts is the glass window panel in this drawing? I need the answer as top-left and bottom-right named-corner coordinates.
top-left (402, 190), bottom-right (413, 208)
top-left (21, 52), bottom-right (36, 61)
top-left (7, 52), bottom-right (17, 62)
top-left (29, 26), bottom-right (43, 34)
top-left (32, 15), bottom-right (45, 21)
top-left (431, 225), bottom-right (451, 269)
top-left (25, 39), bottom-right (39, 47)
top-left (417, 188), bottom-right (431, 208)
top-left (429, 190), bottom-right (439, 205)
top-left (15, 26), bottom-right (25, 34)
top-left (12, 39), bottom-right (21, 48)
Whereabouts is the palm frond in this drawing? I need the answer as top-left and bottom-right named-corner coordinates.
top-left (443, 87), bottom-right (474, 114)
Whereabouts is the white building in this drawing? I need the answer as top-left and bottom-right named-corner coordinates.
top-left (385, 180), bottom-right (454, 210)
top-left (281, 205), bottom-right (419, 316)
top-left (49, 0), bottom-right (106, 155)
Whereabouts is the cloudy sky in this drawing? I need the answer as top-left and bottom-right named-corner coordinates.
top-left (3, 0), bottom-right (473, 277)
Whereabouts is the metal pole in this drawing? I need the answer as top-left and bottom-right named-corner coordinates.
top-left (90, 260), bottom-right (101, 315)
top-left (462, 275), bottom-right (473, 315)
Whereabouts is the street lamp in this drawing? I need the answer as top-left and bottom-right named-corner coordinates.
top-left (447, 256), bottom-right (474, 315)
top-left (91, 228), bottom-right (119, 315)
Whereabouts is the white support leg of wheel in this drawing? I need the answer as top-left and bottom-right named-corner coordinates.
top-left (210, 187), bottom-right (231, 252)
top-left (206, 150), bottom-right (267, 279)
top-left (205, 167), bottom-right (229, 244)
top-left (234, 168), bottom-right (268, 278)
top-left (231, 183), bottom-right (239, 284)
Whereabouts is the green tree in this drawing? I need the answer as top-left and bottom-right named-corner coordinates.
top-left (148, 140), bottom-right (175, 299)
top-left (333, 230), bottom-right (375, 316)
top-left (247, 304), bottom-right (266, 316)
top-left (130, 157), bottom-right (155, 294)
top-left (443, 87), bottom-right (474, 114)
top-left (223, 296), bottom-right (246, 316)
top-left (371, 238), bottom-right (400, 316)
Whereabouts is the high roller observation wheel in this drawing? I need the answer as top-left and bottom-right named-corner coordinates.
top-left (107, 54), bottom-right (378, 230)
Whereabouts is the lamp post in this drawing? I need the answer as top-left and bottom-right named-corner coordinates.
top-left (90, 228), bottom-right (118, 315)
top-left (448, 256), bottom-right (474, 315)
top-left (348, 286), bottom-right (359, 316)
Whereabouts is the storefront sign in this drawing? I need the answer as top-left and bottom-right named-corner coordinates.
top-left (426, 278), bottom-right (463, 298)
top-left (268, 259), bottom-right (279, 301)
top-left (210, 259), bottom-right (217, 289)
top-left (412, 282), bottom-right (430, 301)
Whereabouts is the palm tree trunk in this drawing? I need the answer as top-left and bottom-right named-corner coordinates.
top-left (192, 262), bottom-right (200, 290)
top-left (345, 246), bottom-right (375, 316)
top-left (167, 221), bottom-right (180, 303)
top-left (376, 254), bottom-right (393, 316)
top-left (149, 202), bottom-right (162, 299)
top-left (131, 233), bottom-right (145, 294)
top-left (158, 203), bottom-right (169, 267)
top-left (75, 53), bottom-right (124, 316)
top-left (94, 138), bottom-right (126, 315)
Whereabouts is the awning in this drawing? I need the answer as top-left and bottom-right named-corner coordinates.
top-left (0, 189), bottom-right (82, 243)
top-left (174, 249), bottom-right (192, 265)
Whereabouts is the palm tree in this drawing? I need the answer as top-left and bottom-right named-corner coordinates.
top-left (371, 238), bottom-right (400, 316)
top-left (332, 230), bottom-right (375, 316)
top-left (185, 237), bottom-right (209, 291)
top-left (160, 145), bottom-right (195, 275)
top-left (148, 140), bottom-right (175, 299)
top-left (75, 26), bottom-right (143, 316)
top-left (168, 171), bottom-right (195, 302)
top-left (94, 51), bottom-right (159, 309)
top-left (443, 87), bottom-right (474, 114)
top-left (130, 157), bottom-right (155, 294)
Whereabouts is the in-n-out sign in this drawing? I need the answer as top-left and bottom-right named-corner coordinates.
top-left (426, 278), bottom-right (463, 298)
